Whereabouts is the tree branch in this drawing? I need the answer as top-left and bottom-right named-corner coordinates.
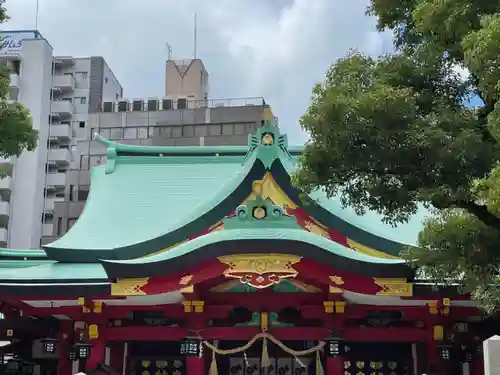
top-left (470, 73), bottom-right (498, 145)
top-left (443, 199), bottom-right (500, 230)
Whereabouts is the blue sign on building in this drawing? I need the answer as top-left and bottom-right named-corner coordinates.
top-left (0, 30), bottom-right (42, 53)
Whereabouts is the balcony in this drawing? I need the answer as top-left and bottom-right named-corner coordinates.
top-left (51, 100), bottom-right (74, 118)
top-left (53, 56), bottom-right (75, 67)
top-left (45, 173), bottom-right (67, 188)
top-left (0, 228), bottom-right (7, 246)
top-left (0, 201), bottom-right (9, 226)
top-left (9, 73), bottom-right (19, 89)
top-left (44, 197), bottom-right (64, 212)
top-left (0, 176), bottom-right (12, 192)
top-left (49, 124), bottom-right (71, 141)
top-left (53, 75), bottom-right (75, 93)
top-left (47, 148), bottom-right (71, 166)
top-left (42, 223), bottom-right (53, 237)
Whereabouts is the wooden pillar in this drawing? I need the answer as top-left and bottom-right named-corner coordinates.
top-left (186, 355), bottom-right (204, 375)
top-left (426, 341), bottom-right (441, 374)
top-left (326, 356), bottom-right (343, 375)
top-left (472, 345), bottom-right (484, 375)
top-left (57, 321), bottom-right (73, 375)
top-left (109, 342), bottom-right (125, 374)
top-left (86, 340), bottom-right (106, 371)
top-left (325, 340), bottom-right (344, 375)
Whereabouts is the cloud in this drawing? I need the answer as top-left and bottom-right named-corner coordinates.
top-left (4, 0), bottom-right (392, 143)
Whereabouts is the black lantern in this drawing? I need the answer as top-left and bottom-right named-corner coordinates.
top-left (180, 338), bottom-right (202, 357)
top-left (460, 349), bottom-right (472, 363)
top-left (68, 347), bottom-right (78, 361)
top-left (73, 342), bottom-right (92, 359)
top-left (326, 339), bottom-right (345, 357)
top-left (41, 337), bottom-right (58, 354)
top-left (439, 346), bottom-right (451, 361)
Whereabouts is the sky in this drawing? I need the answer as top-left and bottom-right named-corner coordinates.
top-left (4, 0), bottom-right (393, 144)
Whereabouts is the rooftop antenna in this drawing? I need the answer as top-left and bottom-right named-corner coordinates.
top-left (165, 42), bottom-right (172, 61)
top-left (35, 0), bottom-right (40, 30)
top-left (193, 13), bottom-right (197, 59)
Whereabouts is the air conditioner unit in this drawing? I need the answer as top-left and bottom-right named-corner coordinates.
top-left (117, 101), bottom-right (128, 112)
top-left (102, 102), bottom-right (114, 112)
top-left (147, 98), bottom-right (159, 111)
top-left (162, 99), bottom-right (173, 110)
top-left (177, 98), bottom-right (188, 110)
top-left (132, 100), bottom-right (144, 111)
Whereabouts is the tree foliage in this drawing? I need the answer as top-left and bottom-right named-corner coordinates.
top-left (0, 0), bottom-right (38, 164)
top-left (295, 0), bottom-right (500, 310)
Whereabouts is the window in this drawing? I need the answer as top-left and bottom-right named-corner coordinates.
top-left (77, 185), bottom-right (90, 201)
top-left (104, 77), bottom-right (108, 84)
top-left (116, 93), bottom-right (120, 100)
top-left (79, 97), bottom-right (87, 105)
top-left (57, 217), bottom-right (62, 235)
top-left (79, 121), bottom-right (86, 128)
top-left (124, 127), bottom-right (136, 139)
top-left (63, 72), bottom-right (73, 77)
top-left (75, 71), bottom-right (88, 78)
top-left (69, 185), bottom-right (74, 201)
top-left (12, 60), bottom-right (20, 75)
top-left (110, 128), bottom-right (123, 140)
top-left (208, 124), bottom-right (222, 136)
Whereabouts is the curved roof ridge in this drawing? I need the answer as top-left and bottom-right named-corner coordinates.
top-left (0, 248), bottom-right (48, 259)
top-left (94, 133), bottom-right (251, 156)
top-left (103, 228), bottom-right (404, 265)
top-left (100, 227), bottom-right (411, 279)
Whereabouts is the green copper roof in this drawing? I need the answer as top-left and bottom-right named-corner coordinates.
top-left (46, 154), bottom-right (252, 252)
top-left (0, 263), bottom-right (108, 282)
top-left (39, 121), bottom-right (428, 264)
top-left (0, 248), bottom-right (48, 259)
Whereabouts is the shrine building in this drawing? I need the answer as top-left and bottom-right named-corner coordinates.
top-left (0, 118), bottom-right (489, 375)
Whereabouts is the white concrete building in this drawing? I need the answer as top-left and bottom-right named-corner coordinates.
top-left (0, 30), bottom-right (122, 249)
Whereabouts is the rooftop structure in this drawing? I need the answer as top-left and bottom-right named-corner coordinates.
top-left (0, 120), bottom-right (485, 375)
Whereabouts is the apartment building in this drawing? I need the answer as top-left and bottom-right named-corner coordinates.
top-left (0, 30), bottom-right (123, 249)
top-left (41, 58), bottom-right (272, 244)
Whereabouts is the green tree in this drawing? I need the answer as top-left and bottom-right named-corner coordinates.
top-left (294, 0), bottom-right (500, 310)
top-left (0, 0), bottom-right (38, 170)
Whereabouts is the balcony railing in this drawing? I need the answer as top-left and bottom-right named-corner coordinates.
top-left (49, 124), bottom-right (72, 140)
top-left (46, 173), bottom-right (67, 187)
top-left (47, 148), bottom-right (71, 165)
top-left (53, 74), bottom-right (75, 92)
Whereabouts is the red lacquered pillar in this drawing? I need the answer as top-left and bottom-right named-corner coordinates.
top-left (326, 356), bottom-right (343, 375)
top-left (110, 342), bottom-right (125, 374)
top-left (86, 340), bottom-right (106, 372)
top-left (186, 355), bottom-right (204, 375)
top-left (57, 321), bottom-right (73, 375)
top-left (325, 340), bottom-right (344, 375)
top-left (183, 338), bottom-right (204, 375)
